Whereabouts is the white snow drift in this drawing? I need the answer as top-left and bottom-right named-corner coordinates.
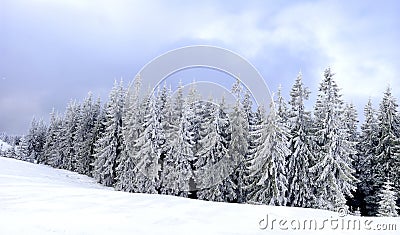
top-left (0, 157), bottom-right (398, 235)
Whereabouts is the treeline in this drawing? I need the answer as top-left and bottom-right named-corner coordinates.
top-left (1, 68), bottom-right (399, 217)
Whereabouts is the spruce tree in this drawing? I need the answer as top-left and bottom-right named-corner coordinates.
top-left (93, 80), bottom-right (125, 186)
top-left (26, 117), bottom-right (47, 163)
top-left (377, 180), bottom-right (399, 217)
top-left (228, 79), bottom-right (249, 202)
top-left (196, 97), bottom-right (232, 201)
top-left (358, 99), bottom-right (379, 215)
top-left (162, 100), bottom-right (195, 197)
top-left (373, 86), bottom-right (400, 213)
top-left (247, 101), bottom-right (289, 206)
top-left (287, 72), bottom-right (315, 208)
top-left (342, 103), bottom-right (361, 212)
top-left (310, 68), bottom-right (357, 210)
top-left (43, 109), bottom-right (63, 167)
top-left (129, 93), bottom-right (160, 194)
top-left (59, 100), bottom-right (81, 171)
top-left (116, 76), bottom-right (142, 192)
top-left (74, 93), bottom-right (101, 175)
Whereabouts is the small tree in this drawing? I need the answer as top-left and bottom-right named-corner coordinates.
top-left (377, 180), bottom-right (399, 217)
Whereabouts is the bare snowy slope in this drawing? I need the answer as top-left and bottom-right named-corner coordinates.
top-left (0, 157), bottom-right (398, 235)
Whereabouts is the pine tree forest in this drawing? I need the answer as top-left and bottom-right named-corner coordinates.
top-left (2, 68), bottom-right (400, 217)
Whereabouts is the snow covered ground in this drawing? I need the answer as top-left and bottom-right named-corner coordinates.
top-left (0, 157), bottom-right (399, 235)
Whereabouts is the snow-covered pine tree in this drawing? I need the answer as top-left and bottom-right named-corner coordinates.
top-left (116, 76), bottom-right (143, 192)
top-left (74, 93), bottom-right (101, 175)
top-left (154, 83), bottom-right (175, 192)
top-left (162, 83), bottom-right (201, 197)
top-left (287, 72), bottom-right (315, 208)
top-left (5, 142), bottom-right (16, 159)
top-left (14, 138), bottom-right (24, 161)
top-left (17, 135), bottom-right (30, 162)
top-left (195, 96), bottom-right (232, 202)
top-left (244, 105), bottom-right (266, 201)
top-left (58, 100), bottom-right (81, 171)
top-left (178, 82), bottom-right (204, 197)
top-left (341, 102), bottom-right (364, 213)
top-left (89, 101), bottom-right (106, 176)
top-left (129, 93), bottom-right (161, 194)
top-left (357, 99), bottom-right (379, 215)
top-left (195, 98), bottom-right (216, 171)
top-left (343, 103), bottom-right (359, 143)
top-left (275, 85), bottom-right (289, 124)
top-left (375, 86), bottom-right (400, 183)
top-left (310, 68), bottom-right (357, 211)
top-left (377, 180), bottom-right (399, 217)
top-left (241, 90), bottom-right (261, 203)
top-left (43, 109), bottom-right (63, 167)
top-left (172, 80), bottom-right (185, 122)
top-left (162, 96), bottom-right (195, 197)
top-left (93, 80), bottom-right (126, 186)
top-left (247, 100), bottom-right (289, 206)
top-left (343, 102), bottom-right (359, 164)
top-left (160, 82), bottom-right (184, 195)
top-left (9, 137), bottom-right (20, 159)
top-left (373, 86), bottom-right (400, 212)
top-left (186, 83), bottom-right (202, 170)
top-left (26, 117), bottom-right (47, 163)
top-left (226, 79), bottom-right (249, 202)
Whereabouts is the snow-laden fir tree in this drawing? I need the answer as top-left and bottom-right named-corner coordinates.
top-left (116, 76), bottom-right (143, 192)
top-left (43, 109), bottom-right (63, 167)
top-left (14, 138), bottom-right (26, 161)
top-left (16, 136), bottom-right (29, 161)
top-left (154, 83), bottom-right (176, 192)
top-left (162, 97), bottom-right (195, 197)
top-left (4, 142), bottom-right (16, 159)
top-left (377, 180), bottom-right (399, 217)
top-left (93, 80), bottom-right (125, 186)
top-left (15, 136), bottom-right (27, 161)
top-left (121, 76), bottom-right (142, 156)
top-left (342, 103), bottom-right (361, 212)
top-left (310, 68), bottom-right (357, 211)
top-left (195, 99), bottom-right (217, 171)
top-left (186, 83), bottom-right (202, 159)
top-left (357, 99), bottom-right (379, 215)
top-left (26, 117), bottom-right (47, 163)
top-left (247, 100), bottom-right (289, 206)
top-left (241, 90), bottom-right (263, 203)
top-left (374, 86), bottom-right (400, 199)
top-left (195, 97), bottom-right (232, 201)
top-left (129, 93), bottom-right (162, 194)
top-left (287, 72), bottom-right (315, 208)
top-left (343, 103), bottom-right (359, 143)
top-left (343, 103), bottom-right (359, 164)
top-left (274, 86), bottom-right (291, 156)
top-left (244, 105), bottom-right (266, 201)
top-left (59, 100), bottom-right (81, 171)
top-left (74, 93), bottom-right (101, 176)
top-left (160, 82), bottom-right (186, 195)
top-left (275, 85), bottom-right (289, 124)
top-left (90, 103), bottom-right (106, 175)
top-left (275, 86), bottom-right (292, 163)
top-left (226, 79), bottom-right (249, 202)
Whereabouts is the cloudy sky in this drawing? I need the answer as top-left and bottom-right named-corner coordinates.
top-left (1, 0), bottom-right (399, 134)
